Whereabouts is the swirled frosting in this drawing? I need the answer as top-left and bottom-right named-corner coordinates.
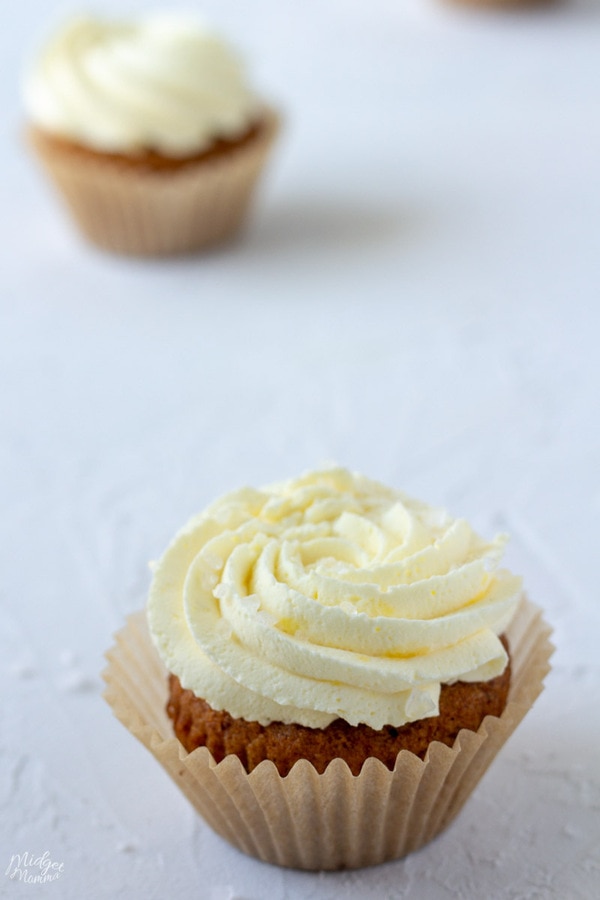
top-left (24, 14), bottom-right (261, 156)
top-left (147, 468), bottom-right (521, 730)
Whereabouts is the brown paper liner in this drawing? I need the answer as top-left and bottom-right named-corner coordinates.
top-left (27, 111), bottom-right (279, 257)
top-left (103, 597), bottom-right (552, 870)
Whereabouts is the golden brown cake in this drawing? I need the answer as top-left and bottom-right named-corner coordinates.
top-left (167, 636), bottom-right (511, 775)
top-left (29, 120), bottom-right (268, 174)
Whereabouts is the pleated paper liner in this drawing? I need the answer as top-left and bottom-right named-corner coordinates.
top-left (27, 110), bottom-right (279, 257)
top-left (103, 597), bottom-right (553, 871)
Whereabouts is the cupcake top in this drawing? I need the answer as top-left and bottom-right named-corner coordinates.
top-left (23, 14), bottom-right (262, 157)
top-left (147, 467), bottom-right (522, 730)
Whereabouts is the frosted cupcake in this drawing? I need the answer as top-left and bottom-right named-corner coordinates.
top-left (104, 467), bottom-right (552, 869)
top-left (24, 15), bottom-right (279, 256)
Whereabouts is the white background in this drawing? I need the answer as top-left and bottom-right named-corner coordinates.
top-left (2, 1), bottom-right (599, 898)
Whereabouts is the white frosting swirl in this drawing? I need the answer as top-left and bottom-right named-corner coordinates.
top-left (24, 15), bottom-right (261, 156)
top-left (147, 468), bottom-right (521, 730)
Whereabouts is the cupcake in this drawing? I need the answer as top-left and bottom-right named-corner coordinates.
top-left (104, 467), bottom-right (552, 870)
top-left (23, 14), bottom-right (279, 256)
top-left (448, 0), bottom-right (553, 8)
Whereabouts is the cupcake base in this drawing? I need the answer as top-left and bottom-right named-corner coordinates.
top-left (103, 597), bottom-right (552, 870)
top-left (166, 641), bottom-right (511, 775)
top-left (28, 111), bottom-right (279, 257)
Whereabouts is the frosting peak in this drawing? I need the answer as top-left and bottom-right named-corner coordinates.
top-left (24, 15), bottom-right (261, 156)
top-left (147, 468), bottom-right (521, 729)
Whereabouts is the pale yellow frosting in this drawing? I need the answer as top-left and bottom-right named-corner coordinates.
top-left (147, 467), bottom-right (521, 729)
top-left (24, 14), bottom-right (261, 156)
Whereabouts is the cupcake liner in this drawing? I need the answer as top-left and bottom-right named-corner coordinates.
top-left (28, 111), bottom-right (279, 257)
top-left (103, 597), bottom-right (552, 870)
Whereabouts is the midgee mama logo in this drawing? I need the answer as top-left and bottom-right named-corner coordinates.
top-left (4, 850), bottom-right (64, 884)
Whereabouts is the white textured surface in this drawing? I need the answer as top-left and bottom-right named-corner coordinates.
top-left (2, 1), bottom-right (599, 898)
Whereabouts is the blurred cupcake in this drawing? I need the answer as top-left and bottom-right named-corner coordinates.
top-left (104, 467), bottom-right (552, 870)
top-left (23, 14), bottom-right (279, 256)
top-left (447, 0), bottom-right (554, 8)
